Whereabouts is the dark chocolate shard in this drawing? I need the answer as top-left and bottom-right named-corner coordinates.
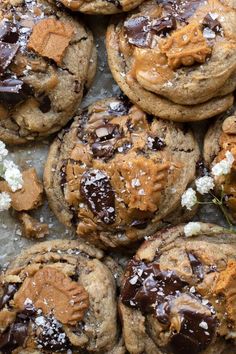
top-left (0, 283), bottom-right (18, 309)
top-left (80, 169), bottom-right (116, 224)
top-left (0, 322), bottom-right (28, 353)
top-left (151, 16), bottom-right (176, 35)
top-left (0, 21), bottom-right (19, 44)
top-left (202, 13), bottom-right (222, 34)
top-left (156, 0), bottom-right (202, 22)
top-left (187, 252), bottom-right (204, 281)
top-left (106, 0), bottom-right (122, 9)
top-left (0, 78), bottom-right (32, 105)
top-left (0, 42), bottom-right (19, 73)
top-left (124, 16), bottom-right (152, 48)
top-left (170, 310), bottom-right (217, 354)
top-left (147, 136), bottom-right (166, 150)
top-left (94, 124), bottom-right (122, 142)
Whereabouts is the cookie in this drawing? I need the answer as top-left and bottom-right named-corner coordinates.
top-left (106, 0), bottom-right (236, 121)
top-left (0, 239), bottom-right (124, 353)
top-left (44, 97), bottom-right (200, 249)
top-left (120, 223), bottom-right (236, 354)
top-left (204, 107), bottom-right (236, 222)
top-left (56, 0), bottom-right (145, 15)
top-left (0, 0), bottom-right (96, 144)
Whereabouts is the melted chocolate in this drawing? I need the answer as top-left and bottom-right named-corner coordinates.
top-left (202, 13), bottom-right (222, 34)
top-left (170, 310), bottom-right (217, 354)
top-left (0, 21), bottom-right (19, 44)
top-left (91, 141), bottom-right (114, 159)
top-left (36, 315), bottom-right (70, 351)
top-left (121, 260), bottom-right (186, 314)
top-left (188, 252), bottom-right (204, 281)
top-left (80, 169), bottom-right (116, 224)
top-left (196, 159), bottom-right (209, 177)
top-left (106, 0), bottom-right (122, 9)
top-left (0, 78), bottom-right (32, 105)
top-left (38, 95), bottom-right (51, 113)
top-left (0, 283), bottom-right (18, 309)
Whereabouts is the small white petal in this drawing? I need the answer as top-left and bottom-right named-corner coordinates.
top-left (184, 222), bottom-right (201, 237)
top-left (0, 192), bottom-right (11, 211)
top-left (195, 176), bottom-right (215, 195)
top-left (181, 188), bottom-right (197, 210)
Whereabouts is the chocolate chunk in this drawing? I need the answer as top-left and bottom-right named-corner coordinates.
top-left (108, 100), bottom-right (130, 116)
top-left (130, 219), bottom-right (148, 229)
top-left (0, 283), bottom-right (18, 309)
top-left (202, 14), bottom-right (222, 34)
top-left (36, 315), bottom-right (70, 351)
top-left (170, 310), bottom-right (217, 354)
top-left (0, 42), bottom-right (19, 73)
top-left (91, 141), bottom-right (114, 159)
top-left (157, 0), bottom-right (202, 22)
top-left (151, 16), bottom-right (176, 35)
top-left (38, 95), bottom-right (51, 113)
top-left (0, 78), bottom-right (32, 105)
top-left (124, 16), bottom-right (152, 48)
top-left (121, 260), bottom-right (186, 314)
top-left (94, 124), bottom-right (122, 142)
top-left (188, 252), bottom-right (204, 281)
top-left (0, 322), bottom-right (28, 353)
top-left (80, 169), bottom-right (116, 224)
top-left (0, 21), bottom-right (19, 44)
top-left (147, 136), bottom-right (166, 150)
top-left (196, 159), bottom-right (209, 177)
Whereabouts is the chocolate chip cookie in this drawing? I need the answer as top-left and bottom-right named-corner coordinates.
top-left (56, 0), bottom-right (145, 15)
top-left (44, 97), bottom-right (200, 249)
top-left (0, 0), bottom-right (96, 144)
top-left (106, 0), bottom-right (236, 121)
top-left (120, 223), bottom-right (236, 354)
top-left (0, 239), bottom-right (124, 353)
top-left (204, 107), bottom-right (236, 223)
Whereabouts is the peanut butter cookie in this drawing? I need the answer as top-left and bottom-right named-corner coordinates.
top-left (44, 97), bottom-right (200, 249)
top-left (55, 0), bottom-right (145, 15)
top-left (0, 0), bottom-right (96, 144)
top-left (204, 107), bottom-right (236, 223)
top-left (0, 239), bottom-right (124, 353)
top-left (120, 223), bottom-right (236, 354)
top-left (106, 0), bottom-right (236, 121)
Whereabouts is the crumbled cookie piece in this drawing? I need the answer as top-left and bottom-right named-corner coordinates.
top-left (159, 23), bottom-right (212, 70)
top-left (214, 260), bottom-right (236, 324)
top-left (0, 309), bottom-right (16, 332)
top-left (18, 213), bottom-right (49, 239)
top-left (14, 267), bottom-right (89, 325)
top-left (28, 18), bottom-right (74, 64)
top-left (0, 168), bottom-right (43, 211)
top-left (222, 116), bottom-right (236, 135)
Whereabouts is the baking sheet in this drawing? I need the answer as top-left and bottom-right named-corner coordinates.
top-left (0, 16), bottom-right (228, 267)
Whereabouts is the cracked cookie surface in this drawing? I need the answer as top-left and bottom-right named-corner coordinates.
top-left (120, 223), bottom-right (236, 354)
top-left (0, 0), bottom-right (96, 144)
top-left (55, 0), bottom-right (145, 15)
top-left (44, 97), bottom-right (200, 248)
top-left (0, 239), bottom-right (124, 353)
top-left (106, 0), bottom-right (236, 121)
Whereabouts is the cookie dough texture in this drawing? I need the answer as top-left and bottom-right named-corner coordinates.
top-left (44, 97), bottom-right (200, 249)
top-left (57, 0), bottom-right (145, 14)
top-left (0, 239), bottom-right (124, 353)
top-left (106, 0), bottom-right (236, 121)
top-left (120, 223), bottom-right (236, 354)
top-left (0, 0), bottom-right (96, 144)
top-left (204, 107), bottom-right (236, 222)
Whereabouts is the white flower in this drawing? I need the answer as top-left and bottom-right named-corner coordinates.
top-left (0, 192), bottom-right (11, 211)
top-left (184, 222), bottom-right (201, 237)
top-left (212, 151), bottom-right (234, 177)
top-left (0, 141), bottom-right (8, 161)
top-left (181, 188), bottom-right (197, 210)
top-left (3, 160), bottom-right (23, 192)
top-left (195, 176), bottom-right (215, 195)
